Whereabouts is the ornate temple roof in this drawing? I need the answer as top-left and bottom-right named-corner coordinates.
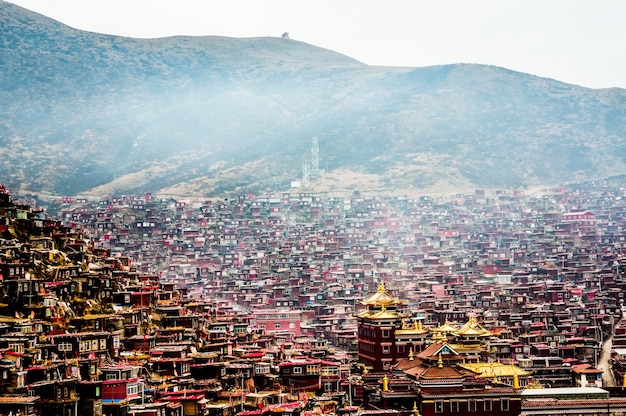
top-left (355, 307), bottom-right (404, 320)
top-left (453, 315), bottom-right (492, 337)
top-left (416, 341), bottom-right (463, 362)
top-left (355, 281), bottom-right (408, 320)
top-left (431, 320), bottom-right (459, 334)
top-left (396, 319), bottom-right (429, 335)
top-left (458, 361), bottom-right (532, 378)
top-left (359, 281), bottom-right (405, 307)
top-left (401, 351), bottom-right (480, 381)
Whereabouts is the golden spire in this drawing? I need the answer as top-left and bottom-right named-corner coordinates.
top-left (360, 279), bottom-right (404, 308)
top-left (413, 402), bottom-right (421, 416)
top-left (413, 320), bottom-right (423, 331)
top-left (382, 374), bottom-right (389, 391)
top-left (432, 331), bottom-right (445, 344)
top-left (409, 348), bottom-right (414, 361)
top-left (437, 354), bottom-right (443, 369)
top-left (513, 373), bottom-right (520, 389)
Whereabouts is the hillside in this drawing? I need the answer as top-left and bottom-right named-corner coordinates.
top-left (1, 1), bottom-right (626, 198)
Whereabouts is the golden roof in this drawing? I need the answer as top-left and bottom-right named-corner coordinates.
top-left (355, 307), bottom-right (403, 320)
top-left (457, 361), bottom-right (532, 378)
top-left (431, 332), bottom-right (447, 344)
top-left (453, 316), bottom-right (492, 337)
top-left (431, 320), bottom-right (459, 334)
top-left (454, 326), bottom-right (489, 337)
top-left (360, 281), bottom-right (405, 307)
top-left (397, 319), bottom-right (428, 334)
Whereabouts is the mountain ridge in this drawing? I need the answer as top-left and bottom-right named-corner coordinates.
top-left (1, 1), bottom-right (625, 199)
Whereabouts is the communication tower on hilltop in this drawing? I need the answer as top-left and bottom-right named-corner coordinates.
top-left (311, 136), bottom-right (320, 177)
top-left (302, 163), bottom-right (310, 187)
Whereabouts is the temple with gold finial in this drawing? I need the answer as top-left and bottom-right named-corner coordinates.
top-left (395, 318), bottom-right (430, 356)
top-left (458, 360), bottom-right (533, 388)
top-left (355, 281), bottom-right (408, 371)
top-left (446, 314), bottom-right (494, 360)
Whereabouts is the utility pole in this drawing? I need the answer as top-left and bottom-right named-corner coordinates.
top-left (241, 370), bottom-right (245, 412)
top-left (348, 366), bottom-right (352, 410)
top-left (311, 136), bottom-right (319, 177)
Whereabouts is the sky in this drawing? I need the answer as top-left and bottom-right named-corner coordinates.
top-left (8, 0), bottom-right (626, 89)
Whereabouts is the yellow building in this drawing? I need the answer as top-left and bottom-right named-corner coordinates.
top-left (458, 361), bottom-right (533, 388)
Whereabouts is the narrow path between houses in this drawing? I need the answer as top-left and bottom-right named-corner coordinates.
top-left (598, 332), bottom-right (617, 387)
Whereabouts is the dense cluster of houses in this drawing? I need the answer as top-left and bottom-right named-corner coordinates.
top-left (4, 181), bottom-right (626, 416)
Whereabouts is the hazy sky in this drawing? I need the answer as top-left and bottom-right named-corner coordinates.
top-left (8, 0), bottom-right (626, 89)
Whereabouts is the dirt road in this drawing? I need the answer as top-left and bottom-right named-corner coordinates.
top-left (598, 332), bottom-right (617, 387)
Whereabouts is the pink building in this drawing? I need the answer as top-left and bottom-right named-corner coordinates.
top-left (562, 211), bottom-right (595, 225)
top-left (250, 309), bottom-right (302, 338)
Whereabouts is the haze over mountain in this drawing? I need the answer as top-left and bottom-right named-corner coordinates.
top-left (1, 1), bottom-right (626, 199)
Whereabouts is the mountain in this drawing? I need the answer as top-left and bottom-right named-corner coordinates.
top-left (1, 1), bottom-right (626, 199)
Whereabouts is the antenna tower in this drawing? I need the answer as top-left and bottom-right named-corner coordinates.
top-left (302, 163), bottom-right (310, 187)
top-left (311, 136), bottom-right (320, 176)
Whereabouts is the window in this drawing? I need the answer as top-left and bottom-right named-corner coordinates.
top-left (127, 384), bottom-right (139, 396)
top-left (58, 343), bottom-right (73, 352)
top-left (382, 345), bottom-right (390, 354)
top-left (468, 400), bottom-right (477, 412)
top-left (450, 400), bottom-right (460, 413)
top-left (484, 400), bottom-right (492, 411)
top-left (293, 367), bottom-right (303, 374)
top-left (289, 322), bottom-right (296, 329)
top-left (306, 365), bottom-right (319, 375)
top-left (274, 323), bottom-right (282, 329)
top-left (100, 338), bottom-right (107, 350)
top-left (434, 401), bottom-right (444, 414)
top-left (382, 329), bottom-right (390, 338)
top-left (8, 343), bottom-right (24, 353)
top-left (501, 398), bottom-right (509, 411)
top-left (16, 373), bottom-right (25, 388)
